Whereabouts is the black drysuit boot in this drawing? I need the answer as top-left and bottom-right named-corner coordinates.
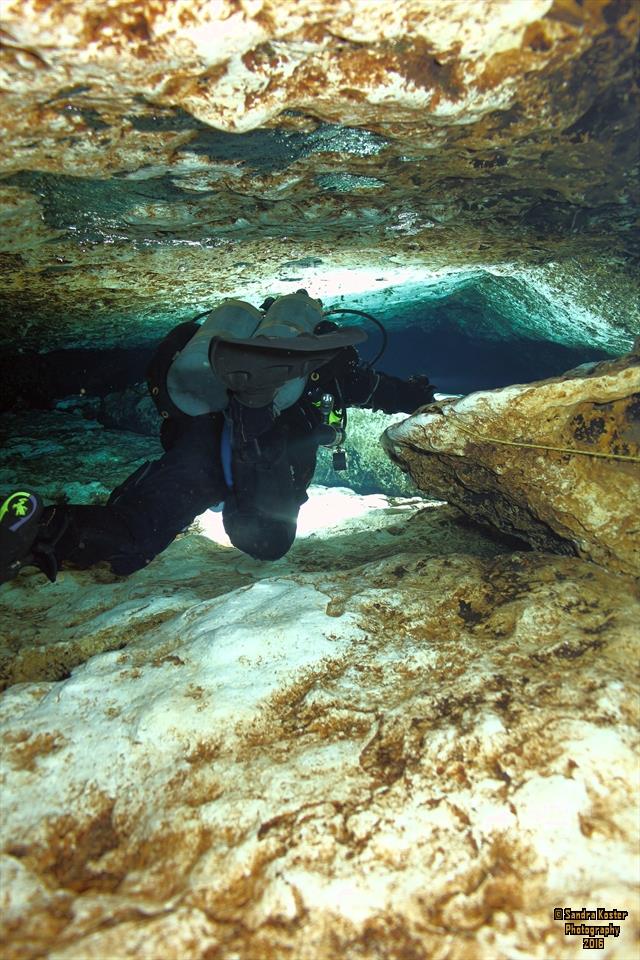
top-left (0, 493), bottom-right (67, 584)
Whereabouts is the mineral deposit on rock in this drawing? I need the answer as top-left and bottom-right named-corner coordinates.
top-left (384, 350), bottom-right (640, 577)
top-left (0, 2), bottom-right (639, 959)
top-left (1, 491), bottom-right (639, 960)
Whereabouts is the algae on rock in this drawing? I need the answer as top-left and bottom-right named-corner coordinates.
top-left (383, 349), bottom-right (640, 577)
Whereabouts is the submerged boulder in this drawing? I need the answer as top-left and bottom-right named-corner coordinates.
top-left (383, 347), bottom-right (640, 577)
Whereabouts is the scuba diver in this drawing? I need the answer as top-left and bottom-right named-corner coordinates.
top-left (0, 290), bottom-right (435, 584)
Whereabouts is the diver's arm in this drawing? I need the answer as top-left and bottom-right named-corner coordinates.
top-left (341, 356), bottom-right (436, 414)
top-left (368, 371), bottom-right (436, 414)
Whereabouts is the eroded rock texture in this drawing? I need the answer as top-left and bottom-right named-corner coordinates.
top-left (384, 348), bottom-right (640, 576)
top-left (1, 3), bottom-right (639, 959)
top-left (0, 0), bottom-right (638, 351)
top-left (1, 496), bottom-right (638, 960)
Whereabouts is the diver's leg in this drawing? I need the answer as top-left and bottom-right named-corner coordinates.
top-left (5, 415), bottom-right (227, 581)
top-left (222, 421), bottom-right (318, 561)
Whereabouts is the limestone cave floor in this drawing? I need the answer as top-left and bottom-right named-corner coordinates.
top-left (1, 461), bottom-right (638, 958)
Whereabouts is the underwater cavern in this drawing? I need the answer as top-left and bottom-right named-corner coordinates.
top-left (0, 1), bottom-right (639, 958)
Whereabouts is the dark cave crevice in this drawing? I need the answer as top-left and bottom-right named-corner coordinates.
top-left (377, 326), bottom-right (613, 394)
top-left (0, 346), bottom-right (152, 412)
top-left (1, 329), bottom-right (613, 415)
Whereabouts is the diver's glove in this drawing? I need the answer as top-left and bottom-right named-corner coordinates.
top-left (405, 374), bottom-right (436, 409)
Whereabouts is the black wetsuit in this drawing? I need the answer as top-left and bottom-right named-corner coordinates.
top-left (40, 340), bottom-right (435, 574)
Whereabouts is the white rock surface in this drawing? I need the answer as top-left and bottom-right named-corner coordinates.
top-left (1, 488), bottom-right (638, 959)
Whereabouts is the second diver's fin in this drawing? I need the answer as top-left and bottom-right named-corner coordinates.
top-left (0, 491), bottom-right (44, 584)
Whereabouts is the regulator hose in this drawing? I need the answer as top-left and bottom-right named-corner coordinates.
top-left (190, 306), bottom-right (388, 367)
top-left (323, 308), bottom-right (388, 367)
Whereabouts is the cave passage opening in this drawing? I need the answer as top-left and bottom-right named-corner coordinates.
top-left (315, 268), bottom-right (619, 394)
top-left (0, 266), bottom-right (621, 413)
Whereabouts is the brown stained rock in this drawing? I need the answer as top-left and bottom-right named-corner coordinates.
top-left (0, 548), bottom-right (638, 959)
top-left (383, 350), bottom-right (640, 577)
top-left (0, 0), bottom-right (635, 145)
top-left (0, 0), bottom-right (638, 349)
top-left (2, 728), bottom-right (67, 772)
top-left (3, 0), bottom-right (608, 137)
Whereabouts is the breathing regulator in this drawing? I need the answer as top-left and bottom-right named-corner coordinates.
top-left (312, 390), bottom-right (348, 471)
top-left (312, 306), bottom-right (387, 472)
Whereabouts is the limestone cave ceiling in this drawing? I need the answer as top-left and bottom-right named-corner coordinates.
top-left (0, 0), bottom-right (638, 356)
